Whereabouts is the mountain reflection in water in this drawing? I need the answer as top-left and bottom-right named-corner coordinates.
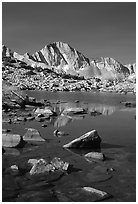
top-left (53, 102), bottom-right (119, 128)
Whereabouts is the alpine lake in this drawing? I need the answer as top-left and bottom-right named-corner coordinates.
top-left (2, 91), bottom-right (136, 202)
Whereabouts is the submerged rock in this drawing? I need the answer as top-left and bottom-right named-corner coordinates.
top-left (55, 186), bottom-right (111, 202)
top-left (2, 133), bottom-right (25, 148)
top-left (23, 128), bottom-right (45, 142)
top-left (84, 152), bottom-right (105, 161)
top-left (63, 130), bottom-right (101, 149)
top-left (82, 186), bottom-right (110, 200)
top-left (62, 107), bottom-right (86, 115)
top-left (8, 165), bottom-right (19, 175)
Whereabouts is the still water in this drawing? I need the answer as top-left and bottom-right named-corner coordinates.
top-left (25, 91), bottom-right (136, 147)
top-left (3, 91), bottom-right (136, 201)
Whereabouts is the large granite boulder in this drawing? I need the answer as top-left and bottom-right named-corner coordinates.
top-left (63, 130), bottom-right (101, 149)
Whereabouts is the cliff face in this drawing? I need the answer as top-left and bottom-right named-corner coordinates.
top-left (90, 57), bottom-right (130, 80)
top-left (2, 45), bottom-right (13, 58)
top-left (124, 63), bottom-right (136, 74)
top-left (2, 42), bottom-right (135, 80)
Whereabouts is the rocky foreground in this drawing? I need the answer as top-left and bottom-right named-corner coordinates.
top-left (2, 42), bottom-right (136, 201)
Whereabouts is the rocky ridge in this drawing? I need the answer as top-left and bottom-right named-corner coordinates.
top-left (2, 42), bottom-right (136, 93)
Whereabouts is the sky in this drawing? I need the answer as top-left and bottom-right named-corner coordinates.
top-left (2, 2), bottom-right (136, 64)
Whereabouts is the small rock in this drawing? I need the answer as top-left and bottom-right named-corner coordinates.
top-left (84, 152), bottom-right (105, 161)
top-left (10, 164), bottom-right (18, 171)
top-left (53, 129), bottom-right (68, 137)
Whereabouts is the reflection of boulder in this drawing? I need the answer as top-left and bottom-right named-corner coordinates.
top-left (54, 113), bottom-right (85, 128)
top-left (54, 115), bottom-right (72, 128)
top-left (62, 107), bottom-right (86, 115)
top-left (88, 104), bottom-right (117, 116)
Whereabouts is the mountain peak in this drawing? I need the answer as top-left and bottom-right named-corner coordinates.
top-left (2, 43), bottom-right (135, 79)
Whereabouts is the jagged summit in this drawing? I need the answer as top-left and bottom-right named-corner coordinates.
top-left (2, 42), bottom-right (135, 79)
top-left (2, 45), bottom-right (13, 58)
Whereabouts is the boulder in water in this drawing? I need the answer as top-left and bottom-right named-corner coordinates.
top-left (34, 107), bottom-right (56, 116)
top-left (2, 133), bottom-right (26, 148)
top-left (23, 128), bottom-right (45, 142)
top-left (63, 130), bottom-right (101, 149)
top-left (84, 152), bottom-right (105, 161)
